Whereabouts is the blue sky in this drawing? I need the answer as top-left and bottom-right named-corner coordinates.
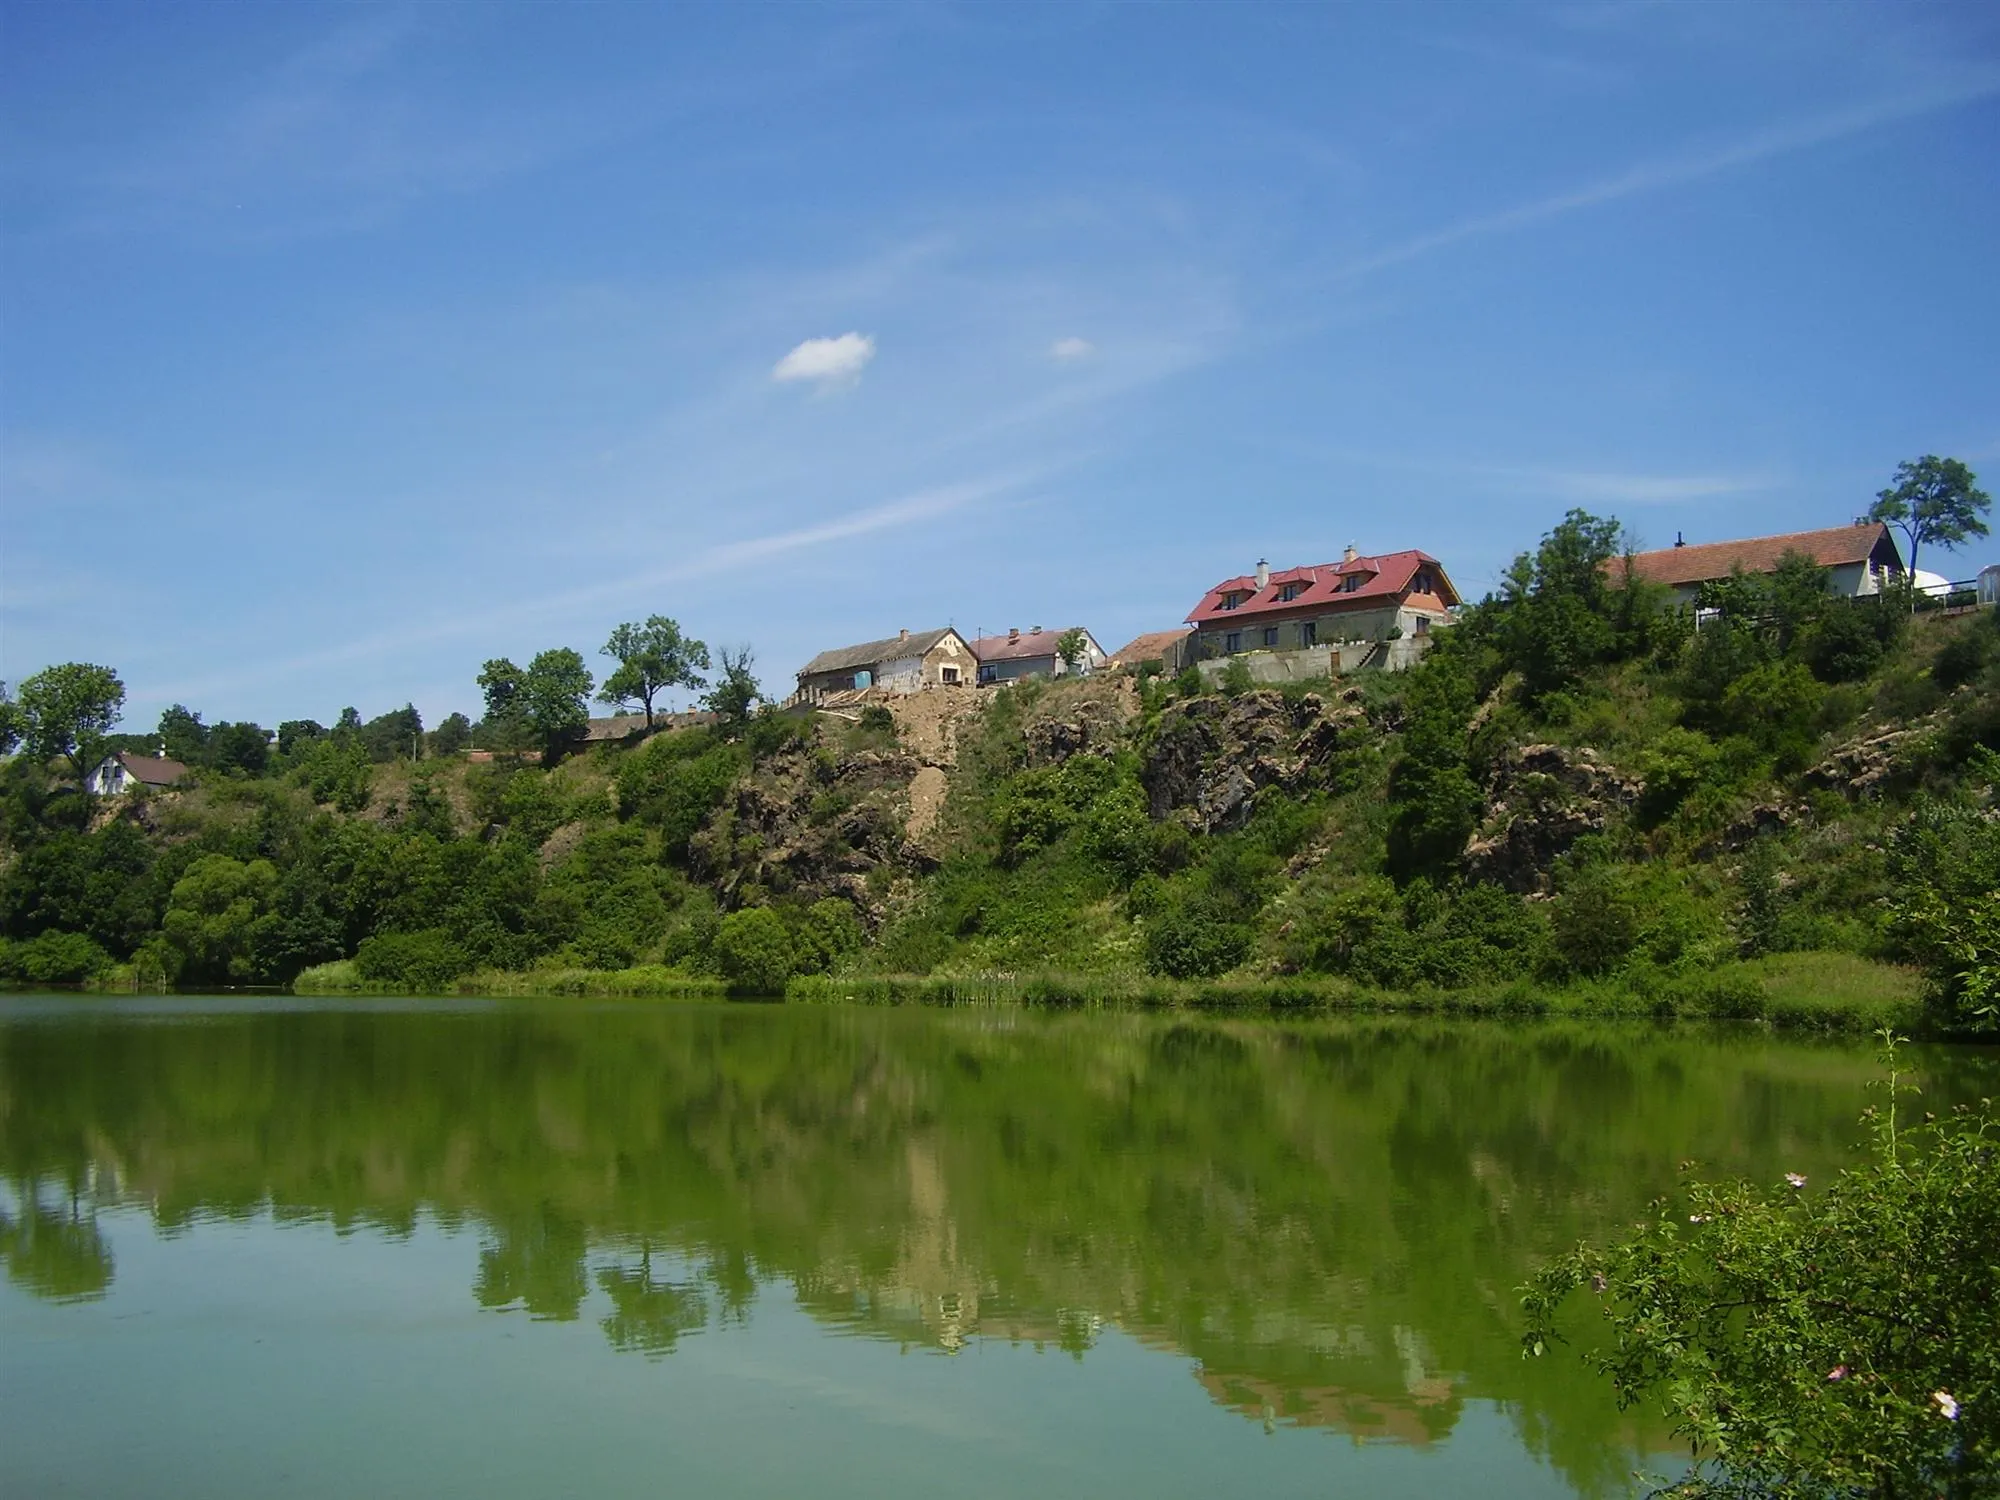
top-left (4, 1), bottom-right (1997, 730)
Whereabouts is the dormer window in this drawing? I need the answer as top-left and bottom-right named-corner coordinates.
top-left (1277, 582), bottom-right (1305, 602)
top-left (1220, 591), bottom-right (1243, 610)
top-left (1414, 569), bottom-right (1433, 594)
top-left (1342, 574), bottom-right (1363, 593)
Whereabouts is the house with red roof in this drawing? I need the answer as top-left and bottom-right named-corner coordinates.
top-left (1612, 522), bottom-right (1905, 606)
top-left (1184, 546), bottom-right (1460, 666)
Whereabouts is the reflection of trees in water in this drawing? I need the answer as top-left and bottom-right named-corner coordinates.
top-left (3, 1005), bottom-right (1996, 1493)
top-left (597, 1248), bottom-right (708, 1358)
top-left (0, 1180), bottom-right (114, 1303)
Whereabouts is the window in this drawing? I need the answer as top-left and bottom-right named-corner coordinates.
top-left (941, 665), bottom-right (961, 685)
top-left (1278, 581), bottom-right (1304, 602)
top-left (1302, 622), bottom-right (1317, 647)
top-left (1414, 570), bottom-right (1433, 594)
top-left (1342, 575), bottom-right (1362, 593)
top-left (1224, 631), bottom-right (1241, 654)
top-left (1262, 627), bottom-right (1278, 648)
top-left (1414, 616), bottom-right (1430, 636)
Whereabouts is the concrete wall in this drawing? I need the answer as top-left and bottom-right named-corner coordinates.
top-left (1189, 602), bottom-right (1449, 662)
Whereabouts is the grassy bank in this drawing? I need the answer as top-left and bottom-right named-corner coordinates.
top-left (293, 959), bottom-right (728, 1000)
top-left (787, 951), bottom-right (1925, 1034)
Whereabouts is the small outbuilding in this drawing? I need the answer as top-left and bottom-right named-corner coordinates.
top-left (1109, 628), bottom-right (1192, 674)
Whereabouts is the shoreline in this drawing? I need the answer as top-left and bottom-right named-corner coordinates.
top-left (46, 949), bottom-right (1939, 1038)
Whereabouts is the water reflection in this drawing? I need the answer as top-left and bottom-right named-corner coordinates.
top-left (2, 999), bottom-right (1993, 1493)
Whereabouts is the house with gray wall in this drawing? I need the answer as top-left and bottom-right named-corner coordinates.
top-left (970, 626), bottom-right (1108, 684)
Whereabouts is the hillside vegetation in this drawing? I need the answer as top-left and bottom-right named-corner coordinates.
top-left (3, 512), bottom-right (1996, 1034)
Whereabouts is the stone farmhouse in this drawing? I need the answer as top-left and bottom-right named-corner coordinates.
top-left (1184, 547), bottom-right (1461, 673)
top-left (1614, 522), bottom-right (1906, 606)
top-left (86, 750), bottom-right (188, 797)
top-left (970, 626), bottom-right (1108, 684)
top-left (794, 627), bottom-right (975, 704)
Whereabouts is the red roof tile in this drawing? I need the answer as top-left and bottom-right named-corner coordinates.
top-left (970, 626), bottom-right (1096, 663)
top-left (1614, 524), bottom-right (1901, 589)
top-left (1185, 551), bottom-right (1458, 625)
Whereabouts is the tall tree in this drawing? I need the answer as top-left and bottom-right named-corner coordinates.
top-left (702, 646), bottom-right (761, 736)
top-left (599, 616), bottom-right (711, 729)
top-left (17, 663), bottom-right (126, 792)
top-left (0, 682), bottom-right (20, 756)
top-left (480, 650), bottom-right (593, 764)
top-left (1868, 455), bottom-right (1992, 601)
top-left (157, 704), bottom-right (208, 764)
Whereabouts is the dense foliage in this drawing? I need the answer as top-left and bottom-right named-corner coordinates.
top-left (3, 478), bottom-right (1996, 1017)
top-left (1525, 1042), bottom-right (1998, 1497)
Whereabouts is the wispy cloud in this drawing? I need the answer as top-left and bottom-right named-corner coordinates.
top-left (1330, 75), bottom-right (2000, 280)
top-left (772, 332), bottom-right (877, 387)
top-left (140, 479), bottom-right (1011, 705)
top-left (1049, 336), bottom-right (1096, 362)
top-left (1531, 469), bottom-right (1778, 505)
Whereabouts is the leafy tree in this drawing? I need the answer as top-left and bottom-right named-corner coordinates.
top-left (359, 704), bottom-right (424, 763)
top-left (1868, 455), bottom-right (1992, 599)
top-left (1055, 628), bottom-right (1088, 670)
top-left (206, 721), bottom-right (271, 776)
top-left (1501, 510), bottom-right (1631, 705)
top-left (1883, 803), bottom-right (2000, 1035)
top-left (276, 720), bottom-right (325, 757)
top-left (480, 650), bottom-right (593, 765)
top-left (1524, 1046), bottom-right (2000, 1498)
top-left (158, 704), bottom-right (207, 763)
top-left (333, 707), bottom-right (363, 741)
top-left (160, 854), bottom-right (281, 984)
top-left (0, 682), bottom-right (20, 755)
top-left (17, 663), bottom-right (125, 793)
top-left (702, 646), bottom-right (761, 737)
top-left (599, 616), bottom-right (711, 729)
top-left (429, 712), bottom-right (473, 757)
top-left (713, 906), bottom-right (794, 992)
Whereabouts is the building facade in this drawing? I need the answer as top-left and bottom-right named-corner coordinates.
top-left (795, 628), bottom-right (975, 702)
top-left (970, 626), bottom-right (1108, 684)
top-left (1615, 523), bottom-right (1905, 607)
top-left (1184, 547), bottom-right (1460, 663)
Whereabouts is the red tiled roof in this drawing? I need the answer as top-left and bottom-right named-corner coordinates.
top-left (970, 626), bottom-right (1095, 664)
top-left (1614, 523), bottom-right (1900, 589)
top-left (1185, 551), bottom-right (1458, 625)
top-left (1110, 628), bottom-right (1191, 666)
top-left (118, 751), bottom-right (187, 786)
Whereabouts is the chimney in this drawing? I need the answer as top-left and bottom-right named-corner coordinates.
top-left (1255, 558), bottom-right (1270, 590)
top-left (1008, 627), bottom-right (1019, 642)
top-left (899, 627), bottom-right (910, 641)
top-left (1343, 543), bottom-right (1357, 564)
top-left (1674, 531), bottom-right (1685, 549)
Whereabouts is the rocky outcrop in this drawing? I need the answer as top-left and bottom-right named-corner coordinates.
top-left (1022, 696), bottom-right (1126, 767)
top-left (1802, 725), bottom-right (1920, 799)
top-left (1462, 743), bottom-right (1641, 893)
top-left (1142, 689), bottom-right (1371, 833)
top-left (690, 746), bottom-right (926, 921)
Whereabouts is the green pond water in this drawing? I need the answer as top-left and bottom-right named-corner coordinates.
top-left (3, 997), bottom-right (1995, 1498)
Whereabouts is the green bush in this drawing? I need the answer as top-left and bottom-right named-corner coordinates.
top-left (1549, 871), bottom-right (1639, 977)
top-left (1143, 896), bottom-right (1252, 978)
top-left (0, 929), bottom-right (113, 983)
top-left (791, 898), bottom-right (864, 975)
top-left (352, 928), bottom-right (473, 991)
top-left (713, 906), bottom-right (794, 993)
top-left (1884, 803), bottom-right (2000, 1034)
top-left (1525, 1053), bottom-right (2000, 1498)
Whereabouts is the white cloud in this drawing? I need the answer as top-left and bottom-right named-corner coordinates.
top-left (1049, 336), bottom-right (1096, 362)
top-left (1535, 469), bottom-right (1777, 504)
top-left (772, 332), bottom-right (876, 385)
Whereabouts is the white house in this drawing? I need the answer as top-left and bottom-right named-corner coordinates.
top-left (86, 751), bottom-right (189, 797)
top-left (970, 626), bottom-right (1109, 684)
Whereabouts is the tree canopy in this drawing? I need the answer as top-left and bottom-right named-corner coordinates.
top-left (1868, 455), bottom-right (1992, 589)
top-left (480, 649), bottom-right (594, 764)
top-left (702, 646), bottom-right (761, 736)
top-left (17, 664), bottom-right (126, 791)
top-left (599, 616), bottom-right (710, 728)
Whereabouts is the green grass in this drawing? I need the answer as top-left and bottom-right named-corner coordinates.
top-left (293, 959), bottom-right (727, 1000)
top-left (787, 957), bottom-right (1927, 1034)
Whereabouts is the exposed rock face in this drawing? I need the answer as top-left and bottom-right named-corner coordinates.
top-left (690, 746), bottom-right (925, 921)
top-left (1022, 697), bottom-right (1126, 767)
top-left (1142, 689), bottom-right (1370, 833)
top-left (1803, 725), bottom-right (1919, 799)
top-left (1462, 743), bottom-right (1641, 893)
